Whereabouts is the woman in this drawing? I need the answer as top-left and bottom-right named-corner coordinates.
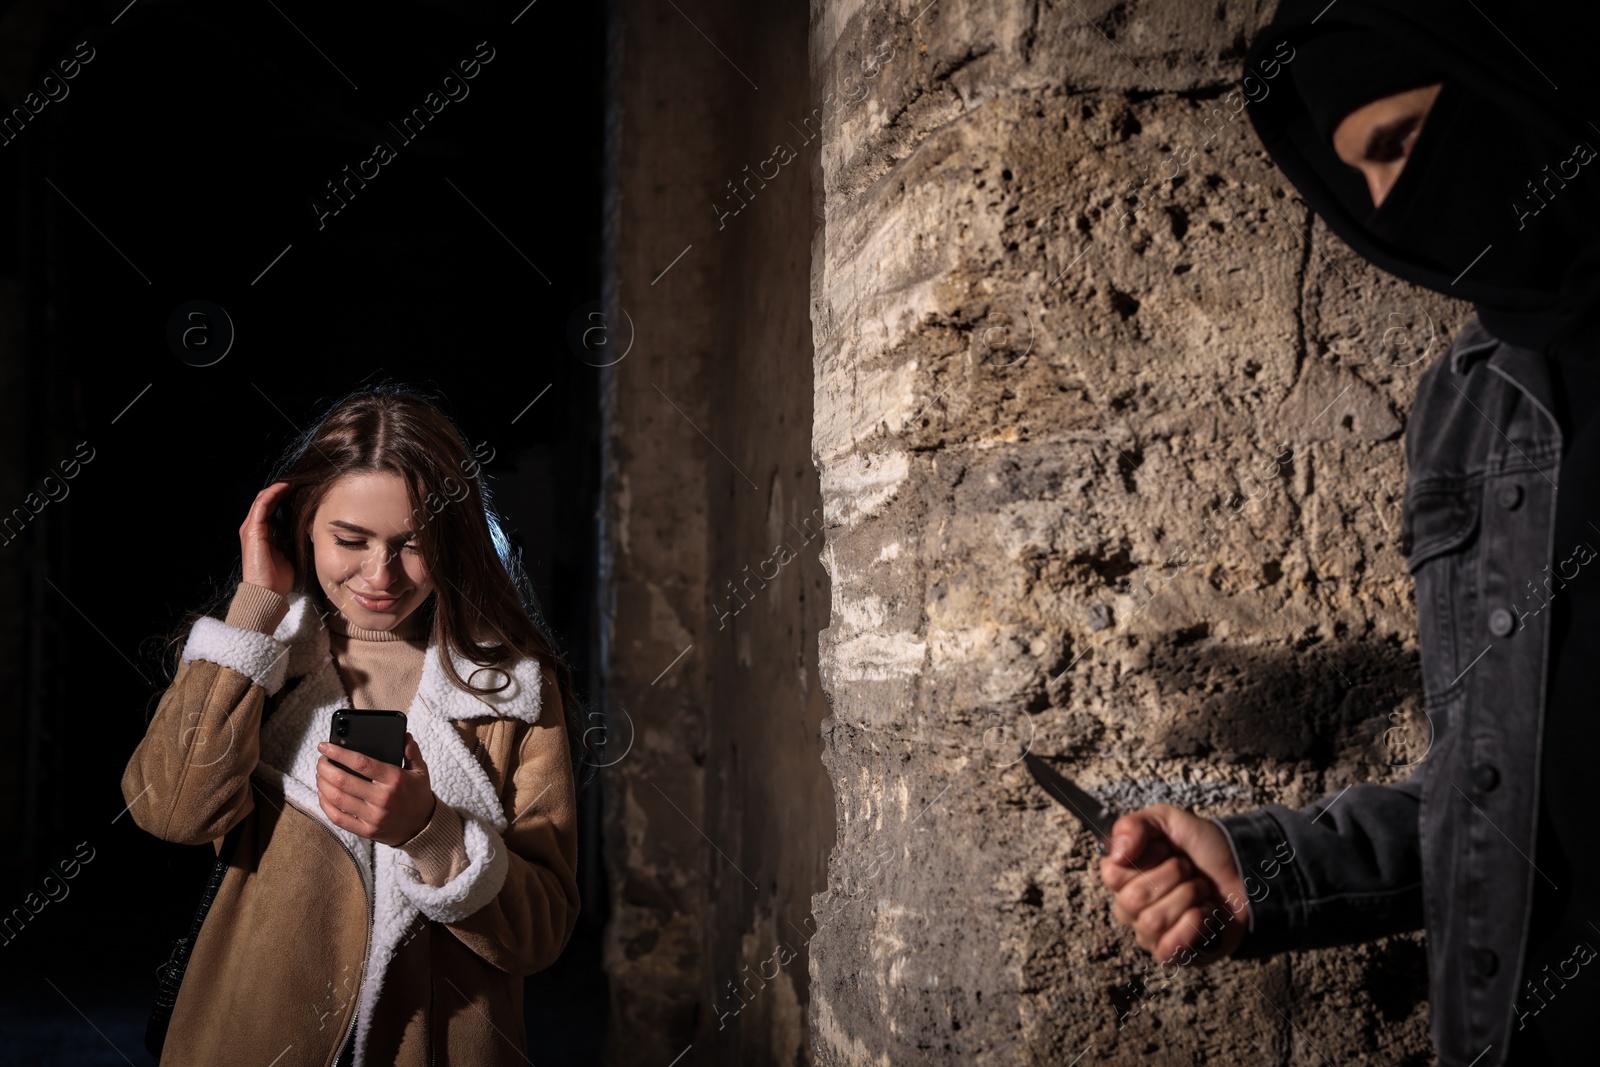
top-left (121, 384), bottom-right (586, 1066)
top-left (1097, 2), bottom-right (1600, 1065)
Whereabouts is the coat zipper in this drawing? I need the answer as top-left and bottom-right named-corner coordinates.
top-left (279, 790), bottom-right (375, 1067)
top-left (428, 970), bottom-right (436, 1067)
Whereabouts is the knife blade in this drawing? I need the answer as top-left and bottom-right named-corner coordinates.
top-left (1024, 752), bottom-right (1119, 854)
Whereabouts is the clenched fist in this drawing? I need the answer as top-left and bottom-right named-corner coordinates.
top-left (1098, 804), bottom-right (1249, 965)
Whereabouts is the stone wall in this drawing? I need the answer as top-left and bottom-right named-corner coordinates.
top-left (806, 1), bottom-right (1473, 1063)
top-left (600, 0), bottom-right (832, 1063)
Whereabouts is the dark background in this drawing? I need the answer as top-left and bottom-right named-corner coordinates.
top-left (0, 0), bottom-right (609, 1062)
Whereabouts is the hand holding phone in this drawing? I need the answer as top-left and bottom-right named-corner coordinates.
top-left (317, 711), bottom-right (438, 846)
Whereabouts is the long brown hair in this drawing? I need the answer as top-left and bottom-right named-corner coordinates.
top-left (162, 382), bottom-right (595, 790)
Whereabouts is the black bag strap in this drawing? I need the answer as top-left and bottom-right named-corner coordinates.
top-left (143, 818), bottom-right (246, 1057)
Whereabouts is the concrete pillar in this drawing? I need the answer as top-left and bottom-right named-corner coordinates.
top-left (807, 1), bottom-right (1471, 1062)
top-left (601, 0), bottom-right (830, 1062)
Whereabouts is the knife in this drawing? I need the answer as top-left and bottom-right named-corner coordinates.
top-left (1024, 752), bottom-right (1119, 855)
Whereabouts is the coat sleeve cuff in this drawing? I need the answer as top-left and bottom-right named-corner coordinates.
top-left (1212, 807), bottom-right (1306, 960)
top-left (397, 798), bottom-right (472, 887)
top-left (182, 609), bottom-right (292, 696)
top-left (393, 805), bottom-right (509, 923)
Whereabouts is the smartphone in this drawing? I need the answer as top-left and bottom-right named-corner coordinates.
top-left (327, 709), bottom-right (408, 782)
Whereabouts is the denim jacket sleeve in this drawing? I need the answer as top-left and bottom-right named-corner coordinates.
top-left (1213, 779), bottom-right (1426, 959)
top-left (1207, 328), bottom-right (1505, 961)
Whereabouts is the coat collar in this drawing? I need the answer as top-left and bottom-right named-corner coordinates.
top-left (1448, 316), bottom-right (1506, 376)
top-left (1445, 315), bottom-right (1563, 446)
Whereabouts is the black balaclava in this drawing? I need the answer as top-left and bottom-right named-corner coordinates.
top-left (1288, 29), bottom-right (1442, 143)
top-left (1244, 0), bottom-right (1600, 357)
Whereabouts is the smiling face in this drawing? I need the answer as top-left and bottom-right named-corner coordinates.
top-left (1331, 82), bottom-right (1444, 209)
top-left (311, 469), bottom-right (435, 631)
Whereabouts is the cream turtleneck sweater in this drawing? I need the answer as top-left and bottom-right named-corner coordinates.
top-left (224, 581), bottom-right (470, 886)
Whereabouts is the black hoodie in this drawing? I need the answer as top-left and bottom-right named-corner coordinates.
top-left (1243, 0), bottom-right (1600, 356)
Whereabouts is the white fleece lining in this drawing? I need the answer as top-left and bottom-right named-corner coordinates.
top-left (182, 616), bottom-right (294, 695)
top-left (180, 590), bottom-right (544, 1067)
top-left (392, 807), bottom-right (510, 921)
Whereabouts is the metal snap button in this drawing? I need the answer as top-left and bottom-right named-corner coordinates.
top-left (1488, 608), bottom-right (1515, 637)
top-left (1471, 763), bottom-right (1500, 792)
top-left (1497, 484), bottom-right (1523, 510)
top-left (1472, 947), bottom-right (1499, 978)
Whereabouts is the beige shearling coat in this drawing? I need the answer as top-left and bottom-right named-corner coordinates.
top-left (121, 590), bottom-right (581, 1066)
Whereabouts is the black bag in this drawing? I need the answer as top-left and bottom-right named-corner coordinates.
top-left (144, 817), bottom-right (247, 1058)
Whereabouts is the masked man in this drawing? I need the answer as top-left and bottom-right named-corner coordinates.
top-left (1097, 2), bottom-right (1600, 1064)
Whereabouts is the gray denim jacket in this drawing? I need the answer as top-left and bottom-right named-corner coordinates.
top-left (1215, 316), bottom-right (1558, 1067)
